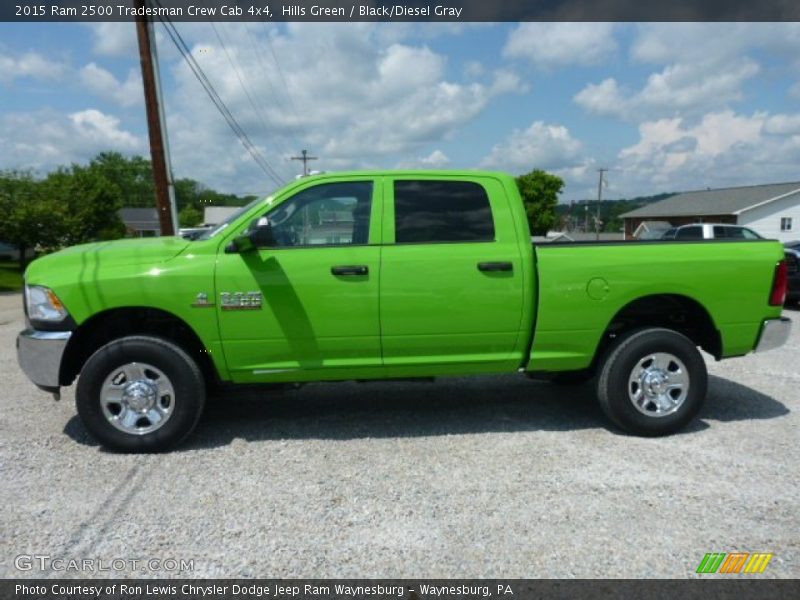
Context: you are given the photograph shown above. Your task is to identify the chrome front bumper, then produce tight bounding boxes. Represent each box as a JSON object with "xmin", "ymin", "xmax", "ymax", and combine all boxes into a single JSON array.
[
  {"xmin": 16, "ymin": 329, "xmax": 71, "ymax": 390},
  {"xmin": 754, "ymin": 317, "xmax": 792, "ymax": 353}
]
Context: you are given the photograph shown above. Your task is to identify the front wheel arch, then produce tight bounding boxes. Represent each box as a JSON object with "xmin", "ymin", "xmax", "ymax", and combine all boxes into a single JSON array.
[{"xmin": 59, "ymin": 306, "xmax": 220, "ymax": 389}]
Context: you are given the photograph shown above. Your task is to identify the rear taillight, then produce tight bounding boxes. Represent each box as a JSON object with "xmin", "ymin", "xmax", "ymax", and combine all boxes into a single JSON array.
[{"xmin": 769, "ymin": 260, "xmax": 788, "ymax": 306}]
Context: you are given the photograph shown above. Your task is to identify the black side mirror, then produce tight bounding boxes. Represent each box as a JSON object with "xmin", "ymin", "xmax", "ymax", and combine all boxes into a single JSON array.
[
  {"xmin": 249, "ymin": 217, "xmax": 276, "ymax": 247},
  {"xmin": 224, "ymin": 218, "xmax": 275, "ymax": 254}
]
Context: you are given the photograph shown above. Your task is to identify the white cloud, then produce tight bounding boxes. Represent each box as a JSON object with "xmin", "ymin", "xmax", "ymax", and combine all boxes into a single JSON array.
[
  {"xmin": 160, "ymin": 22, "xmax": 522, "ymax": 192},
  {"xmin": 574, "ymin": 23, "xmax": 800, "ymax": 121},
  {"xmin": 0, "ymin": 109, "xmax": 143, "ymax": 172},
  {"xmin": 86, "ymin": 23, "xmax": 139, "ymax": 57},
  {"xmin": 616, "ymin": 109, "xmax": 800, "ymax": 193},
  {"xmin": 464, "ymin": 60, "xmax": 485, "ymax": 78},
  {"xmin": 0, "ymin": 51, "xmax": 64, "ymax": 83},
  {"xmin": 80, "ymin": 63, "xmax": 143, "ymax": 107},
  {"xmin": 575, "ymin": 58, "xmax": 760, "ymax": 120},
  {"xmin": 480, "ymin": 121, "xmax": 583, "ymax": 172},
  {"xmin": 503, "ymin": 23, "xmax": 617, "ymax": 69},
  {"xmin": 419, "ymin": 149, "xmax": 450, "ymax": 167},
  {"xmin": 575, "ymin": 23, "xmax": 800, "ymax": 122},
  {"xmin": 573, "ymin": 78, "xmax": 625, "ymax": 116},
  {"xmin": 631, "ymin": 23, "xmax": 800, "ymax": 65},
  {"xmin": 395, "ymin": 149, "xmax": 451, "ymax": 169},
  {"xmin": 69, "ymin": 109, "xmax": 141, "ymax": 149}
]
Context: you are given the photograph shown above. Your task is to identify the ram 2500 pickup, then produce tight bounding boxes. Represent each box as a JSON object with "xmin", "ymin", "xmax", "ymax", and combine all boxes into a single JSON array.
[{"xmin": 17, "ymin": 171, "xmax": 791, "ymax": 451}]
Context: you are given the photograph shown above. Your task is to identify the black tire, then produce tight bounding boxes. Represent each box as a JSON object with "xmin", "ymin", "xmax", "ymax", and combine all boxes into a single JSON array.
[
  {"xmin": 596, "ymin": 327, "xmax": 707, "ymax": 436},
  {"xmin": 76, "ymin": 336, "xmax": 205, "ymax": 452}
]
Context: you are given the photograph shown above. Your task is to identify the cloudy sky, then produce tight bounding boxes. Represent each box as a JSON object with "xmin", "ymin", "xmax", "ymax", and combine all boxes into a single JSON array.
[{"xmin": 1, "ymin": 21, "xmax": 800, "ymax": 200}]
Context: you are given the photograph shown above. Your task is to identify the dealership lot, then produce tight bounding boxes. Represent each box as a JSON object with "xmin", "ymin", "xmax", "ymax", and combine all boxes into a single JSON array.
[{"xmin": 0, "ymin": 292, "xmax": 797, "ymax": 578}]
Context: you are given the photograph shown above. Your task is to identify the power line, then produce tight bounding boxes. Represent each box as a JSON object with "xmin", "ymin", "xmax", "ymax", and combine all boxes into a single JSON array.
[
  {"xmin": 200, "ymin": 2, "xmax": 294, "ymax": 167},
  {"xmin": 151, "ymin": 0, "xmax": 284, "ymax": 187},
  {"xmin": 243, "ymin": 24, "xmax": 295, "ymax": 131},
  {"xmin": 262, "ymin": 24, "xmax": 302, "ymax": 125}
]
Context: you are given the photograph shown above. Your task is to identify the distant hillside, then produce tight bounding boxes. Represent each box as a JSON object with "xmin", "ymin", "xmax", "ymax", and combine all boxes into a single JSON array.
[{"xmin": 556, "ymin": 193, "xmax": 675, "ymax": 232}]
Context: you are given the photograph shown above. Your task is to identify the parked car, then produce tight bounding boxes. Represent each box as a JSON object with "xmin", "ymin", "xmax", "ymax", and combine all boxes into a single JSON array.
[
  {"xmin": 784, "ymin": 245, "xmax": 800, "ymax": 306},
  {"xmin": 17, "ymin": 170, "xmax": 791, "ymax": 451},
  {"xmin": 661, "ymin": 223, "xmax": 763, "ymax": 240},
  {"xmin": 178, "ymin": 227, "xmax": 212, "ymax": 240}
]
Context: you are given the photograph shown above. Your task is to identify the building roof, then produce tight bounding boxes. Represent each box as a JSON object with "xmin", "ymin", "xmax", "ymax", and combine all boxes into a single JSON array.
[{"xmin": 621, "ymin": 181, "xmax": 800, "ymax": 219}]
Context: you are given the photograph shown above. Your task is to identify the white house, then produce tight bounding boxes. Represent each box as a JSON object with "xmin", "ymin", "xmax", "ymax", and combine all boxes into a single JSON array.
[
  {"xmin": 203, "ymin": 206, "xmax": 239, "ymax": 226},
  {"xmin": 621, "ymin": 181, "xmax": 800, "ymax": 241}
]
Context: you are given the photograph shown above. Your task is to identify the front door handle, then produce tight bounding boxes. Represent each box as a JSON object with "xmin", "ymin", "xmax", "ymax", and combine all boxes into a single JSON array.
[
  {"xmin": 477, "ymin": 261, "xmax": 513, "ymax": 272},
  {"xmin": 331, "ymin": 265, "xmax": 369, "ymax": 276}
]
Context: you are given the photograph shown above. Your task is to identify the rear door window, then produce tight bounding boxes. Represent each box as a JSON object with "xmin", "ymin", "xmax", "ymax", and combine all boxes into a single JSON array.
[{"xmin": 393, "ymin": 180, "xmax": 495, "ymax": 243}]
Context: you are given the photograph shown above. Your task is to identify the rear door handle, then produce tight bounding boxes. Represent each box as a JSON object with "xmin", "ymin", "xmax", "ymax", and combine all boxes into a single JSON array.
[
  {"xmin": 331, "ymin": 265, "xmax": 369, "ymax": 276},
  {"xmin": 477, "ymin": 261, "xmax": 513, "ymax": 272}
]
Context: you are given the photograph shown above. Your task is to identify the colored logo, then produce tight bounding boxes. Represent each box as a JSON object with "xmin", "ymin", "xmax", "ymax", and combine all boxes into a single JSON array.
[{"xmin": 696, "ymin": 552, "xmax": 773, "ymax": 574}]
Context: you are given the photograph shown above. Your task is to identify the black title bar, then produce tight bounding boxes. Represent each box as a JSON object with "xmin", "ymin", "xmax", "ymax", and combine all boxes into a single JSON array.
[
  {"xmin": 4, "ymin": 0, "xmax": 800, "ymax": 22},
  {"xmin": 3, "ymin": 579, "xmax": 800, "ymax": 600}
]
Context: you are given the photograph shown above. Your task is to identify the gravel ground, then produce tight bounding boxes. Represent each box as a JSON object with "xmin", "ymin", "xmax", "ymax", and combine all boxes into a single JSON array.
[{"xmin": 0, "ymin": 292, "xmax": 797, "ymax": 579}]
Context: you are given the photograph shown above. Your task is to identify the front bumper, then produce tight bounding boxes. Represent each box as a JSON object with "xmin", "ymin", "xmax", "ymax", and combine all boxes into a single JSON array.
[
  {"xmin": 16, "ymin": 329, "xmax": 72, "ymax": 390},
  {"xmin": 754, "ymin": 317, "xmax": 792, "ymax": 353}
]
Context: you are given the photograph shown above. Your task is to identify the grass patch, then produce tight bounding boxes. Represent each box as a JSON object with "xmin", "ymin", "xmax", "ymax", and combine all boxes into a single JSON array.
[{"xmin": 0, "ymin": 260, "xmax": 24, "ymax": 293}]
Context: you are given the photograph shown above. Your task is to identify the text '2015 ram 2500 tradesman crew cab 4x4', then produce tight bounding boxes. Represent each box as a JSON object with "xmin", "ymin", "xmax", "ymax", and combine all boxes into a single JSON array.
[{"xmin": 17, "ymin": 171, "xmax": 792, "ymax": 452}]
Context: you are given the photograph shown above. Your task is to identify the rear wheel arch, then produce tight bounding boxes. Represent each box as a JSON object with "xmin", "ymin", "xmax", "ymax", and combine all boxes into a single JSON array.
[
  {"xmin": 593, "ymin": 294, "xmax": 721, "ymax": 367},
  {"xmin": 59, "ymin": 307, "xmax": 220, "ymax": 389}
]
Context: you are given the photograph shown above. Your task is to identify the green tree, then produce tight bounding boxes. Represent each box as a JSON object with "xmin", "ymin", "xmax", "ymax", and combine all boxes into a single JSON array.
[
  {"xmin": 89, "ymin": 152, "xmax": 154, "ymax": 208},
  {"xmin": 174, "ymin": 178, "xmax": 206, "ymax": 212},
  {"xmin": 515, "ymin": 169, "xmax": 565, "ymax": 235},
  {"xmin": 0, "ymin": 171, "xmax": 63, "ymax": 269},
  {"xmin": 40, "ymin": 165, "xmax": 125, "ymax": 246},
  {"xmin": 179, "ymin": 205, "xmax": 203, "ymax": 227}
]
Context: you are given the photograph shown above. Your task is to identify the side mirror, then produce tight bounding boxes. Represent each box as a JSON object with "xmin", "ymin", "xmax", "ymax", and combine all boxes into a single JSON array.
[
  {"xmin": 224, "ymin": 217, "xmax": 275, "ymax": 254},
  {"xmin": 249, "ymin": 217, "xmax": 276, "ymax": 247}
]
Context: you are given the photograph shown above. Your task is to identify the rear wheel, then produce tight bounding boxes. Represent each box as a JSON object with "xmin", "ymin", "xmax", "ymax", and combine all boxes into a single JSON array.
[
  {"xmin": 597, "ymin": 328, "xmax": 707, "ymax": 436},
  {"xmin": 76, "ymin": 336, "xmax": 205, "ymax": 452}
]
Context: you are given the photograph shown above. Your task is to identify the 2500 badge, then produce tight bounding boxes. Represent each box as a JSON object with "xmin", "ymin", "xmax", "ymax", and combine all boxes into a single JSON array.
[{"xmin": 220, "ymin": 291, "xmax": 263, "ymax": 310}]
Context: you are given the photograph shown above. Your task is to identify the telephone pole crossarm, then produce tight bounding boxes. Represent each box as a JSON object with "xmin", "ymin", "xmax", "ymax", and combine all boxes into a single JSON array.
[{"xmin": 291, "ymin": 149, "xmax": 318, "ymax": 177}]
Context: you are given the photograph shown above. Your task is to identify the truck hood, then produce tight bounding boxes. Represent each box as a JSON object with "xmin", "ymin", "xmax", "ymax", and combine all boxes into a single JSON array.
[{"xmin": 25, "ymin": 237, "xmax": 192, "ymax": 282}]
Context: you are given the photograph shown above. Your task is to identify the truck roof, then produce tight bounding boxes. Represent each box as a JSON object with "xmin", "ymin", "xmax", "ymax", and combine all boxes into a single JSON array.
[{"xmin": 298, "ymin": 169, "xmax": 514, "ymax": 180}]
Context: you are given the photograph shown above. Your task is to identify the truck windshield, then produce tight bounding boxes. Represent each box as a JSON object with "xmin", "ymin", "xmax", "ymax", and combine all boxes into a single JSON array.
[{"xmin": 195, "ymin": 196, "xmax": 269, "ymax": 240}]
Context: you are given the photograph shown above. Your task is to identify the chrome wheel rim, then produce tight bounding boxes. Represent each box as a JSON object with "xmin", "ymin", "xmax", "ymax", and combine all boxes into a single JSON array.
[
  {"xmin": 100, "ymin": 362, "xmax": 175, "ymax": 435},
  {"xmin": 628, "ymin": 352, "xmax": 689, "ymax": 417}
]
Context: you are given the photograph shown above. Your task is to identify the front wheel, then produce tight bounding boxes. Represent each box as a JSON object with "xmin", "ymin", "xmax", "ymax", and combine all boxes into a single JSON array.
[
  {"xmin": 76, "ymin": 336, "xmax": 205, "ymax": 452},
  {"xmin": 596, "ymin": 328, "xmax": 707, "ymax": 436}
]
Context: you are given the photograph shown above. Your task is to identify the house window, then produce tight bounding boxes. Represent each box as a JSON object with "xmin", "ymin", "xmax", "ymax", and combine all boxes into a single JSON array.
[{"xmin": 781, "ymin": 217, "xmax": 793, "ymax": 232}]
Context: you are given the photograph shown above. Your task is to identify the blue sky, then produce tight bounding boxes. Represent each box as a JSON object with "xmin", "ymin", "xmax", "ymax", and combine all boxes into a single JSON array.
[{"xmin": 2, "ymin": 21, "xmax": 800, "ymax": 200}]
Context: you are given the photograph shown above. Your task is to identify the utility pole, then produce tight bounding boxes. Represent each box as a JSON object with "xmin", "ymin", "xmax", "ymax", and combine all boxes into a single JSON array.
[
  {"xmin": 135, "ymin": 0, "xmax": 179, "ymax": 236},
  {"xmin": 291, "ymin": 149, "xmax": 318, "ymax": 176},
  {"xmin": 596, "ymin": 168, "xmax": 608, "ymax": 241}
]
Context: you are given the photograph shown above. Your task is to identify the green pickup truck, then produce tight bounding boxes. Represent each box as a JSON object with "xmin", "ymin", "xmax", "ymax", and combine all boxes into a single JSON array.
[{"xmin": 17, "ymin": 170, "xmax": 792, "ymax": 451}]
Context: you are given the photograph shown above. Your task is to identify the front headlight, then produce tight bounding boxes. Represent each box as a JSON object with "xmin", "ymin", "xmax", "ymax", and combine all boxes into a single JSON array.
[{"xmin": 25, "ymin": 285, "xmax": 69, "ymax": 322}]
